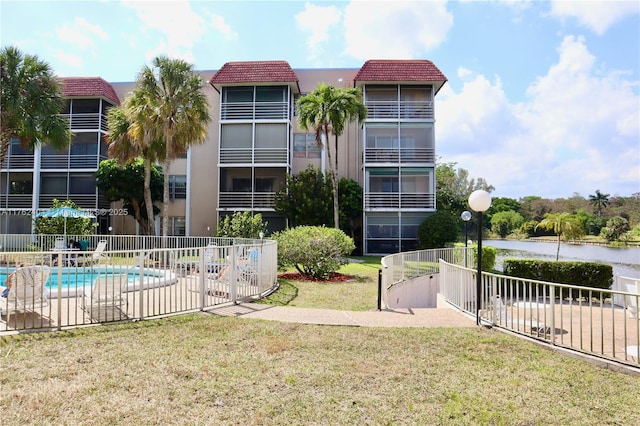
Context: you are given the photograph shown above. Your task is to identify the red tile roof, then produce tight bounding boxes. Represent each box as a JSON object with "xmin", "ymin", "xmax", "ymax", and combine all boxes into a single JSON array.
[
  {"xmin": 209, "ymin": 61, "xmax": 300, "ymax": 92},
  {"xmin": 354, "ymin": 60, "xmax": 447, "ymax": 92},
  {"xmin": 60, "ymin": 77, "xmax": 120, "ymax": 104}
]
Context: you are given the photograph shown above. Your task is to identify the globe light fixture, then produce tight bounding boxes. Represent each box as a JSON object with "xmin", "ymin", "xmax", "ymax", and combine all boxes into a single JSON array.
[
  {"xmin": 461, "ymin": 210, "xmax": 472, "ymax": 267},
  {"xmin": 468, "ymin": 190, "xmax": 492, "ymax": 326}
]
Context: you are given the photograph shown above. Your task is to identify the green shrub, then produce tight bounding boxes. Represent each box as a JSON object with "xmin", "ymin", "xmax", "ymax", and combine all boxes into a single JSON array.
[
  {"xmin": 474, "ymin": 245, "xmax": 496, "ymax": 272},
  {"xmin": 273, "ymin": 226, "xmax": 355, "ymax": 280},
  {"xmin": 417, "ymin": 210, "xmax": 459, "ymax": 249},
  {"xmin": 216, "ymin": 211, "xmax": 268, "ymax": 238},
  {"xmin": 503, "ymin": 259, "xmax": 613, "ymax": 299}
]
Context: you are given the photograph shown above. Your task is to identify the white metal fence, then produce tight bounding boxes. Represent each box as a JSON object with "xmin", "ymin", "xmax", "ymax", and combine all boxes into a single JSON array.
[
  {"xmin": 1, "ymin": 238, "xmax": 278, "ymax": 333},
  {"xmin": 439, "ymin": 259, "xmax": 640, "ymax": 367}
]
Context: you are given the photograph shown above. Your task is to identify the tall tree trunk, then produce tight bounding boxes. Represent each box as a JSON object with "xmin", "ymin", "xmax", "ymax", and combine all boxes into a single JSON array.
[
  {"xmin": 143, "ymin": 158, "xmax": 155, "ymax": 236},
  {"xmin": 324, "ymin": 129, "xmax": 339, "ymax": 229},
  {"xmin": 556, "ymin": 234, "xmax": 561, "ymax": 261}
]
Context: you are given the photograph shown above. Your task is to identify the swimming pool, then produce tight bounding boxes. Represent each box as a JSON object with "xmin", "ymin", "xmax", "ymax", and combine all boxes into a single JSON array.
[{"xmin": 0, "ymin": 266, "xmax": 177, "ymax": 298}]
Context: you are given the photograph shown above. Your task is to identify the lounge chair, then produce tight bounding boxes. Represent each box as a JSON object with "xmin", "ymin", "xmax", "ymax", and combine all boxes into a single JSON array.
[
  {"xmin": 624, "ymin": 282, "xmax": 638, "ymax": 319},
  {"xmin": 78, "ymin": 240, "xmax": 109, "ymax": 266},
  {"xmin": 3, "ymin": 265, "xmax": 52, "ymax": 325},
  {"xmin": 80, "ymin": 273, "xmax": 129, "ymax": 322}
]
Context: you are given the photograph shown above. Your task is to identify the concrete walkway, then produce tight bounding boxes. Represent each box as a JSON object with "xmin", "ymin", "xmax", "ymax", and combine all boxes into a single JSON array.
[{"xmin": 208, "ymin": 295, "xmax": 477, "ymax": 328}]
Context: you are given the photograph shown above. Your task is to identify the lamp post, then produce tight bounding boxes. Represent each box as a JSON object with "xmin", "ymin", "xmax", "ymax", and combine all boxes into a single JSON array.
[
  {"xmin": 468, "ymin": 190, "xmax": 492, "ymax": 326},
  {"xmin": 461, "ymin": 211, "xmax": 471, "ymax": 267}
]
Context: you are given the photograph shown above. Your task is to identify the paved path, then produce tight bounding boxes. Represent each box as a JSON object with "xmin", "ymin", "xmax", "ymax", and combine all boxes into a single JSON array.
[{"xmin": 209, "ymin": 296, "xmax": 476, "ymax": 328}]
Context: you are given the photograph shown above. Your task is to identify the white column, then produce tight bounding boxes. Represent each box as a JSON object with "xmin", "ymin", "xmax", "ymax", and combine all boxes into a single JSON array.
[
  {"xmin": 31, "ymin": 144, "xmax": 42, "ymax": 234},
  {"xmin": 185, "ymin": 147, "xmax": 192, "ymax": 236}
]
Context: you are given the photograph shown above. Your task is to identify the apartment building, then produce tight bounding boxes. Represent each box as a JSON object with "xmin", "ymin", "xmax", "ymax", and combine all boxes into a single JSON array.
[
  {"xmin": 1, "ymin": 60, "xmax": 447, "ymax": 255},
  {"xmin": 0, "ymin": 77, "xmax": 118, "ymax": 235}
]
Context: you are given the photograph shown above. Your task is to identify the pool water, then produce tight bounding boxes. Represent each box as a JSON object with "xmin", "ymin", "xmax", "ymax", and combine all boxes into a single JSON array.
[{"xmin": 1, "ymin": 270, "xmax": 138, "ymax": 290}]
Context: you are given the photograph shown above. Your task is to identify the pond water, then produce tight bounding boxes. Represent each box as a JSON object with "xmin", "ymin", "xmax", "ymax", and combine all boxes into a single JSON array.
[{"xmin": 484, "ymin": 240, "xmax": 640, "ymax": 279}]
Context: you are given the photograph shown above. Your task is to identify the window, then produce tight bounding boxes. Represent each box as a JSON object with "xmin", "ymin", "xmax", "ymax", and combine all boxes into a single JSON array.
[
  {"xmin": 9, "ymin": 138, "xmax": 30, "ymax": 156},
  {"xmin": 232, "ymin": 178, "xmax": 251, "ymax": 192},
  {"xmin": 71, "ymin": 99, "xmax": 100, "ymax": 114},
  {"xmin": 255, "ymin": 177, "xmax": 274, "ymax": 192},
  {"xmin": 161, "ymin": 217, "xmax": 186, "ymax": 236},
  {"xmin": 221, "ymin": 124, "xmax": 252, "ymax": 149},
  {"xmin": 368, "ymin": 168, "xmax": 399, "ymax": 192},
  {"xmin": 255, "ymin": 123, "xmax": 287, "ymax": 149},
  {"xmin": 256, "ymin": 86, "xmax": 286, "ymax": 102},
  {"xmin": 69, "ymin": 174, "xmax": 96, "ymax": 194},
  {"xmin": 223, "ymin": 87, "xmax": 253, "ymax": 103},
  {"xmin": 293, "ymin": 134, "xmax": 321, "ymax": 158},
  {"xmin": 40, "ymin": 174, "xmax": 67, "ymax": 194},
  {"xmin": 169, "ymin": 175, "xmax": 187, "ymax": 199}
]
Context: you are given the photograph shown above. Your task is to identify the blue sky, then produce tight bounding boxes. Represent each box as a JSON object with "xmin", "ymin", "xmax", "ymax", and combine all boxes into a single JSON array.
[{"xmin": 2, "ymin": 0, "xmax": 639, "ymax": 200}]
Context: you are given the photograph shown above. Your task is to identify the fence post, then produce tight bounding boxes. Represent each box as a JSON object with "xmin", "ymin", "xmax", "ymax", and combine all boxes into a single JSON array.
[{"xmin": 377, "ymin": 269, "xmax": 382, "ymax": 311}]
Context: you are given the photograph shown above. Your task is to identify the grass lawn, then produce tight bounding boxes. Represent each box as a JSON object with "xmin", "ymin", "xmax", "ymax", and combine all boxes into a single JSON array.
[{"xmin": 1, "ymin": 257, "xmax": 639, "ymax": 425}]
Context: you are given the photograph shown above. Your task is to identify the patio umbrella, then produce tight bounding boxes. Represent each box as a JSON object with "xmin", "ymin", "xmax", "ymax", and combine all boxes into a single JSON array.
[{"xmin": 36, "ymin": 207, "xmax": 96, "ymax": 241}]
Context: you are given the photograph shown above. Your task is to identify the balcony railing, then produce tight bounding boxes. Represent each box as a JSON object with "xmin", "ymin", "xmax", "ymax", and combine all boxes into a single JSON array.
[
  {"xmin": 60, "ymin": 113, "xmax": 108, "ymax": 131},
  {"xmin": 219, "ymin": 148, "xmax": 288, "ymax": 164},
  {"xmin": 365, "ymin": 193, "xmax": 435, "ymax": 209},
  {"xmin": 39, "ymin": 194, "xmax": 98, "ymax": 208},
  {"xmin": 364, "ymin": 148, "xmax": 435, "ymax": 164},
  {"xmin": 220, "ymin": 102, "xmax": 289, "ymax": 120},
  {"xmin": 1, "ymin": 155, "xmax": 34, "ymax": 170},
  {"xmin": 218, "ymin": 192, "xmax": 276, "ymax": 209},
  {"xmin": 0, "ymin": 194, "xmax": 33, "ymax": 209},
  {"xmin": 366, "ymin": 101, "xmax": 434, "ymax": 120}
]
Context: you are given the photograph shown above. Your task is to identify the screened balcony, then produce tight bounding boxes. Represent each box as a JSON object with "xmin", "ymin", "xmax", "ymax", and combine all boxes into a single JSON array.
[
  {"xmin": 218, "ymin": 167, "xmax": 286, "ymax": 210},
  {"xmin": 364, "ymin": 123, "xmax": 435, "ymax": 164},
  {"xmin": 365, "ymin": 85, "xmax": 434, "ymax": 120},
  {"xmin": 220, "ymin": 86, "xmax": 290, "ymax": 121},
  {"xmin": 364, "ymin": 193, "xmax": 435, "ymax": 210},
  {"xmin": 219, "ymin": 123, "xmax": 289, "ymax": 165},
  {"xmin": 367, "ymin": 101, "xmax": 434, "ymax": 120},
  {"xmin": 220, "ymin": 102, "xmax": 289, "ymax": 121}
]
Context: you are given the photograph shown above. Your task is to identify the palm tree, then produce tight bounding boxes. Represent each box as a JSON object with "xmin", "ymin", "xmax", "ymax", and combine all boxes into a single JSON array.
[
  {"xmin": 296, "ymin": 83, "xmax": 367, "ymax": 229},
  {"xmin": 1, "ymin": 46, "xmax": 71, "ymax": 161},
  {"xmin": 589, "ymin": 189, "xmax": 610, "ymax": 217},
  {"xmin": 106, "ymin": 92, "xmax": 164, "ymax": 236},
  {"xmin": 135, "ymin": 57, "xmax": 210, "ymax": 238},
  {"xmin": 536, "ymin": 212, "xmax": 583, "ymax": 260}
]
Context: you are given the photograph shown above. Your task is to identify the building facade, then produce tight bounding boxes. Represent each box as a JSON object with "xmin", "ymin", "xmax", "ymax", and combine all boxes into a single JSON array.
[
  {"xmin": 0, "ymin": 77, "xmax": 118, "ymax": 235},
  {"xmin": 1, "ymin": 60, "xmax": 447, "ymax": 255}
]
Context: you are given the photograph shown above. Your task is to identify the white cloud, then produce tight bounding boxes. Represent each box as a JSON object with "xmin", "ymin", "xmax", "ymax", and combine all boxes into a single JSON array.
[
  {"xmin": 53, "ymin": 49, "xmax": 84, "ymax": 76},
  {"xmin": 295, "ymin": 3, "xmax": 342, "ymax": 60},
  {"xmin": 437, "ymin": 35, "xmax": 640, "ymax": 198},
  {"xmin": 55, "ymin": 17, "xmax": 109, "ymax": 50},
  {"xmin": 549, "ymin": 0, "xmax": 640, "ymax": 35},
  {"xmin": 121, "ymin": 0, "xmax": 205, "ymax": 60},
  {"xmin": 342, "ymin": 0, "xmax": 453, "ymax": 59},
  {"xmin": 210, "ymin": 14, "xmax": 238, "ymax": 40}
]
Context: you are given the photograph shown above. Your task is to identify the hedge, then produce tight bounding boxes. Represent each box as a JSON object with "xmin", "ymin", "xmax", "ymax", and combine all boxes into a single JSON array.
[{"xmin": 503, "ymin": 258, "xmax": 613, "ymax": 299}]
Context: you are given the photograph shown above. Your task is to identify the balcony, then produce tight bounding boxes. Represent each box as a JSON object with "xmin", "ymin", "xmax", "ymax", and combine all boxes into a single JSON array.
[
  {"xmin": 364, "ymin": 148, "xmax": 435, "ymax": 164},
  {"xmin": 0, "ymin": 194, "xmax": 33, "ymax": 209},
  {"xmin": 218, "ymin": 192, "xmax": 276, "ymax": 210},
  {"xmin": 365, "ymin": 193, "xmax": 435, "ymax": 210},
  {"xmin": 1, "ymin": 155, "xmax": 34, "ymax": 170},
  {"xmin": 40, "ymin": 155, "xmax": 105, "ymax": 169},
  {"xmin": 220, "ymin": 102, "xmax": 289, "ymax": 121},
  {"xmin": 60, "ymin": 113, "xmax": 108, "ymax": 131},
  {"xmin": 39, "ymin": 194, "xmax": 98, "ymax": 209},
  {"xmin": 366, "ymin": 101, "xmax": 434, "ymax": 120},
  {"xmin": 220, "ymin": 148, "xmax": 288, "ymax": 164}
]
